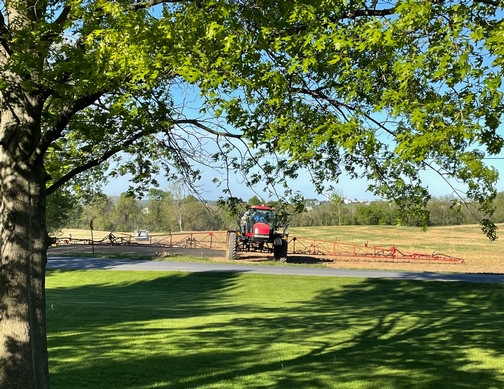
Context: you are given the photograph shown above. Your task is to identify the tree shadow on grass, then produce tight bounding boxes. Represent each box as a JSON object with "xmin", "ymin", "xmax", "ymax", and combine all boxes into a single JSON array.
[
  {"xmin": 46, "ymin": 270, "xmax": 242, "ymax": 326},
  {"xmin": 47, "ymin": 271, "xmax": 504, "ymax": 389},
  {"xmin": 285, "ymin": 255, "xmax": 333, "ymax": 264},
  {"xmin": 236, "ymin": 254, "xmax": 332, "ymax": 264}
]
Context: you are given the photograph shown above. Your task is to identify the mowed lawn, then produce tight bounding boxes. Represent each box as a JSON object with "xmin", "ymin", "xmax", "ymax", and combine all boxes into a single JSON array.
[{"xmin": 47, "ymin": 270, "xmax": 504, "ymax": 389}]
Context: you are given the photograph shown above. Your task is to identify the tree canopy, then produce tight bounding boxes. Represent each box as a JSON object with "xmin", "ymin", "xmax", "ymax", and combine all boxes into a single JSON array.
[
  {"xmin": 177, "ymin": 0, "xmax": 504, "ymax": 238},
  {"xmin": 2, "ymin": 0, "xmax": 504, "ymax": 387},
  {"xmin": 29, "ymin": 0, "xmax": 504, "ymax": 238}
]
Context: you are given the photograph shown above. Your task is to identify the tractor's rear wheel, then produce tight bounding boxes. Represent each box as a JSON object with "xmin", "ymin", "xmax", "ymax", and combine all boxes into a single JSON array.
[
  {"xmin": 273, "ymin": 238, "xmax": 288, "ymax": 261},
  {"xmin": 226, "ymin": 231, "xmax": 238, "ymax": 260},
  {"xmin": 273, "ymin": 244, "xmax": 281, "ymax": 261}
]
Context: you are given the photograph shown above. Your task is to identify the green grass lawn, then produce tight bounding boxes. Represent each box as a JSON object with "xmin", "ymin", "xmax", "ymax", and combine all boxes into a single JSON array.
[{"xmin": 47, "ymin": 270, "xmax": 504, "ymax": 389}]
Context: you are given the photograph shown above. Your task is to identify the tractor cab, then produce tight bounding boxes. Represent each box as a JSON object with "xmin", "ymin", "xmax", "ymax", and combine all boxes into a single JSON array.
[{"xmin": 240, "ymin": 205, "xmax": 274, "ymax": 238}]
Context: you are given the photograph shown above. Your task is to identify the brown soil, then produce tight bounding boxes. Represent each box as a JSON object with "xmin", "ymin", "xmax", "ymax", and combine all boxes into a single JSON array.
[{"xmin": 47, "ymin": 241, "xmax": 501, "ymax": 275}]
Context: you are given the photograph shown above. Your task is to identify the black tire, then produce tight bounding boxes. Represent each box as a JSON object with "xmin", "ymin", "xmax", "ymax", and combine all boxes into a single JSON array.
[
  {"xmin": 280, "ymin": 239, "xmax": 288, "ymax": 262},
  {"xmin": 226, "ymin": 231, "xmax": 238, "ymax": 260},
  {"xmin": 273, "ymin": 243, "xmax": 282, "ymax": 261}
]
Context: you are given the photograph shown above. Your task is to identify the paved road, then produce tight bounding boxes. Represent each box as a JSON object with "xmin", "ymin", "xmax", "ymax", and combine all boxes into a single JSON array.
[{"xmin": 47, "ymin": 256, "xmax": 504, "ymax": 283}]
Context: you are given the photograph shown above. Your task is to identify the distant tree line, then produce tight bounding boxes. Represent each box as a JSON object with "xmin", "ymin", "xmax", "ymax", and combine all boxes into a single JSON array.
[
  {"xmin": 47, "ymin": 190, "xmax": 504, "ymax": 234},
  {"xmin": 54, "ymin": 189, "xmax": 233, "ymax": 234},
  {"xmin": 290, "ymin": 192, "xmax": 504, "ymax": 228}
]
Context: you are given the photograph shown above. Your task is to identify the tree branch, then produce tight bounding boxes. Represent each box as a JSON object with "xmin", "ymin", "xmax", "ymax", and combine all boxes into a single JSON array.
[
  {"xmin": 343, "ymin": 7, "xmax": 396, "ymax": 19},
  {"xmin": 54, "ymin": 6, "xmax": 72, "ymax": 28},
  {"xmin": 128, "ymin": 0, "xmax": 188, "ymax": 11},
  {"xmin": 173, "ymin": 119, "xmax": 242, "ymax": 139},
  {"xmin": 45, "ymin": 130, "xmax": 146, "ymax": 195},
  {"xmin": 0, "ymin": 10, "xmax": 11, "ymax": 57},
  {"xmin": 474, "ymin": 0, "xmax": 501, "ymax": 6},
  {"xmin": 292, "ymin": 86, "xmax": 398, "ymax": 138},
  {"xmin": 33, "ymin": 91, "xmax": 105, "ymax": 166}
]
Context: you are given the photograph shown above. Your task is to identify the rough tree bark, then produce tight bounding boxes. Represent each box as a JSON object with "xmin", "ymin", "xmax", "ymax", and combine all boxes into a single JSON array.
[{"xmin": 0, "ymin": 78, "xmax": 50, "ymax": 388}]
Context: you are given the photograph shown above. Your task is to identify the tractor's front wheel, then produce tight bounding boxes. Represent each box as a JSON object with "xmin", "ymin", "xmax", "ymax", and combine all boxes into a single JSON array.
[
  {"xmin": 280, "ymin": 239, "xmax": 288, "ymax": 262},
  {"xmin": 226, "ymin": 231, "xmax": 238, "ymax": 260},
  {"xmin": 273, "ymin": 238, "xmax": 288, "ymax": 262},
  {"xmin": 273, "ymin": 244, "xmax": 282, "ymax": 261},
  {"xmin": 273, "ymin": 238, "xmax": 289, "ymax": 262}
]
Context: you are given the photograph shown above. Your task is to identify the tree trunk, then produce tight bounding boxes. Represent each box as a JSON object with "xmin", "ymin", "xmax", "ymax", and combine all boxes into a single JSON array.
[{"xmin": 0, "ymin": 84, "xmax": 50, "ymax": 388}]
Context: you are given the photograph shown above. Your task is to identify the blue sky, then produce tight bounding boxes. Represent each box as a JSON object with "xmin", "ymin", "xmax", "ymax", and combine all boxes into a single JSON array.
[{"xmin": 103, "ymin": 151, "xmax": 504, "ymax": 202}]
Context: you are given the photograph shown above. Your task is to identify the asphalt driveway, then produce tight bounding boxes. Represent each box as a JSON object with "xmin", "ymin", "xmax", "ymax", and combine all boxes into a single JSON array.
[{"xmin": 46, "ymin": 256, "xmax": 504, "ymax": 283}]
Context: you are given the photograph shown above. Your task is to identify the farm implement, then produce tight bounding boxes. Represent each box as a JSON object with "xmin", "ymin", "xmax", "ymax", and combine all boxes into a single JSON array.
[
  {"xmin": 289, "ymin": 236, "xmax": 464, "ymax": 263},
  {"xmin": 55, "ymin": 228, "xmax": 463, "ymax": 264},
  {"xmin": 57, "ymin": 231, "xmax": 225, "ymax": 248}
]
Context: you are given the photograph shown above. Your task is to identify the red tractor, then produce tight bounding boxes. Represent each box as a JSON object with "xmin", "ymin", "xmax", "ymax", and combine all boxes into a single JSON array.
[{"xmin": 226, "ymin": 205, "xmax": 289, "ymax": 261}]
